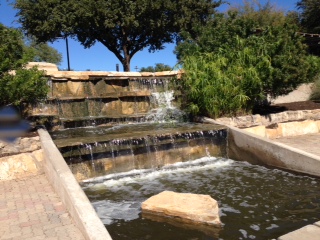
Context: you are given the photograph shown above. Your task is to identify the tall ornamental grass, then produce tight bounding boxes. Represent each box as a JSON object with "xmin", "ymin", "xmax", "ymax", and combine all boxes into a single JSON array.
[{"xmin": 182, "ymin": 37, "xmax": 265, "ymax": 118}]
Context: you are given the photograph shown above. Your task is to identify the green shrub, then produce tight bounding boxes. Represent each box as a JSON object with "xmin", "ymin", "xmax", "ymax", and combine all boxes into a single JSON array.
[
  {"xmin": 178, "ymin": 4, "xmax": 319, "ymax": 118},
  {"xmin": 310, "ymin": 75, "xmax": 320, "ymax": 101},
  {"xmin": 0, "ymin": 23, "xmax": 48, "ymax": 108},
  {"xmin": 182, "ymin": 38, "xmax": 264, "ymax": 118},
  {"xmin": 0, "ymin": 67, "xmax": 48, "ymax": 106}
]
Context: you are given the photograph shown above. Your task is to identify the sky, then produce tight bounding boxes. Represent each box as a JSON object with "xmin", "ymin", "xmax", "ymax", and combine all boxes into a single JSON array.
[{"xmin": 0, "ymin": 0, "xmax": 297, "ymax": 71}]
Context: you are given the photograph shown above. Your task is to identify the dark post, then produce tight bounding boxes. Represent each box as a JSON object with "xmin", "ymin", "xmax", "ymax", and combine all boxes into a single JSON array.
[
  {"xmin": 116, "ymin": 64, "xmax": 119, "ymax": 72},
  {"xmin": 65, "ymin": 37, "xmax": 71, "ymax": 71}
]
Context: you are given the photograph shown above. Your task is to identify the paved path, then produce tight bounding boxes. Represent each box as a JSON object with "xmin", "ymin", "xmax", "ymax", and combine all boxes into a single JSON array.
[
  {"xmin": 274, "ymin": 133, "xmax": 320, "ymax": 156},
  {"xmin": 0, "ymin": 174, "xmax": 84, "ymax": 240}
]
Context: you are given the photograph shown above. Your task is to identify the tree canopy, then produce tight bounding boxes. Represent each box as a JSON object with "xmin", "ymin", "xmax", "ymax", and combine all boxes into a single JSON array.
[
  {"xmin": 297, "ymin": 0, "xmax": 320, "ymax": 33},
  {"xmin": 25, "ymin": 36, "xmax": 62, "ymax": 65},
  {"xmin": 297, "ymin": 0, "xmax": 320, "ymax": 55},
  {"xmin": 15, "ymin": 0, "xmax": 222, "ymax": 71},
  {"xmin": 140, "ymin": 63, "xmax": 172, "ymax": 72}
]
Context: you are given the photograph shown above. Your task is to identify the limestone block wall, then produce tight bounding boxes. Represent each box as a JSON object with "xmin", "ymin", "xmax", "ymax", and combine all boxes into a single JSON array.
[
  {"xmin": 42, "ymin": 64, "xmax": 182, "ymax": 100},
  {"xmin": 27, "ymin": 62, "xmax": 182, "ymax": 122},
  {"xmin": 0, "ymin": 136, "xmax": 44, "ymax": 180},
  {"xmin": 244, "ymin": 120, "xmax": 320, "ymax": 139},
  {"xmin": 215, "ymin": 109, "xmax": 320, "ymax": 129},
  {"xmin": 215, "ymin": 110, "xmax": 320, "ymax": 139}
]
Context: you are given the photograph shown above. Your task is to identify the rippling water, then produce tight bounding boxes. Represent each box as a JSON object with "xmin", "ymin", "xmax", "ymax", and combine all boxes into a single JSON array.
[{"xmin": 82, "ymin": 157, "xmax": 320, "ymax": 240}]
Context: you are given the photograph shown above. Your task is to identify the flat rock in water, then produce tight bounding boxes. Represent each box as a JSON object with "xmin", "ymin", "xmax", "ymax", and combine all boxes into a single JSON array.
[{"xmin": 141, "ymin": 191, "xmax": 221, "ymax": 226}]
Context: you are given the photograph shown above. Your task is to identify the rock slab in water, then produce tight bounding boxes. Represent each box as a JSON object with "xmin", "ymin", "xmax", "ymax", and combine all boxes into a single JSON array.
[{"xmin": 141, "ymin": 191, "xmax": 221, "ymax": 226}]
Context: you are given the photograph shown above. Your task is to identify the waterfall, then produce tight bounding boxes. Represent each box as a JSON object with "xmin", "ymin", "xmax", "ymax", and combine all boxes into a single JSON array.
[
  {"xmin": 145, "ymin": 90, "xmax": 185, "ymax": 122},
  {"xmin": 56, "ymin": 125, "xmax": 228, "ymax": 180}
]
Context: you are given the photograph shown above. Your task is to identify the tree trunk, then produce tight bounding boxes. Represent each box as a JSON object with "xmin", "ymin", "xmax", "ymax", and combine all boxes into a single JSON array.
[
  {"xmin": 121, "ymin": 43, "xmax": 131, "ymax": 71},
  {"xmin": 122, "ymin": 53, "xmax": 131, "ymax": 71}
]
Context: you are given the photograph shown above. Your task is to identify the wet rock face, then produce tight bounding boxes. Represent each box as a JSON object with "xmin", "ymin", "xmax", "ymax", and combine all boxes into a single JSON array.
[{"xmin": 141, "ymin": 191, "xmax": 221, "ymax": 227}]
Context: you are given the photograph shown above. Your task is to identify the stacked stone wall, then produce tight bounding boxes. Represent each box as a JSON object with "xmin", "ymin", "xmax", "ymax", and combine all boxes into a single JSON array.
[{"xmin": 0, "ymin": 136, "xmax": 44, "ymax": 180}]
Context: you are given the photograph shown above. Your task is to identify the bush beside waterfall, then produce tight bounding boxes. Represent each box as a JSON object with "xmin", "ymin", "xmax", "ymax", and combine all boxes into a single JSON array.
[{"xmin": 177, "ymin": 3, "xmax": 320, "ymax": 118}]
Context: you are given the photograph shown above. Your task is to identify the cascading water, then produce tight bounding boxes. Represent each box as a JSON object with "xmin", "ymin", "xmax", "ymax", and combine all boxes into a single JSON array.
[
  {"xmin": 52, "ymin": 123, "xmax": 228, "ymax": 180},
  {"xmin": 145, "ymin": 90, "xmax": 185, "ymax": 122},
  {"xmin": 50, "ymin": 76, "xmax": 223, "ymax": 180}
]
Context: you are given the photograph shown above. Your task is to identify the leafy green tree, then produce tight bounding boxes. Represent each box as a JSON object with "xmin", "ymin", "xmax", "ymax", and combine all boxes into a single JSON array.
[
  {"xmin": 0, "ymin": 24, "xmax": 48, "ymax": 107},
  {"xmin": 0, "ymin": 24, "xmax": 25, "ymax": 74},
  {"xmin": 297, "ymin": 0, "xmax": 320, "ymax": 33},
  {"xmin": 15, "ymin": 0, "xmax": 222, "ymax": 71},
  {"xmin": 177, "ymin": 2, "xmax": 319, "ymax": 118},
  {"xmin": 297, "ymin": 0, "xmax": 320, "ymax": 55},
  {"xmin": 176, "ymin": 0, "xmax": 287, "ymax": 60},
  {"xmin": 140, "ymin": 63, "xmax": 172, "ymax": 72},
  {"xmin": 25, "ymin": 36, "xmax": 62, "ymax": 65}
]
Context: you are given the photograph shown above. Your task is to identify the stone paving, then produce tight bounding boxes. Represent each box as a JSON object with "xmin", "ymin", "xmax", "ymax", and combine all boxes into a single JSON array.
[
  {"xmin": 0, "ymin": 174, "xmax": 84, "ymax": 240},
  {"xmin": 274, "ymin": 132, "xmax": 320, "ymax": 156}
]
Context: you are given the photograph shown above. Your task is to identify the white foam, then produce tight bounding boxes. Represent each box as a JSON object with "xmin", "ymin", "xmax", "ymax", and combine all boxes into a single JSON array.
[
  {"xmin": 92, "ymin": 200, "xmax": 140, "ymax": 224},
  {"xmin": 220, "ymin": 205, "xmax": 241, "ymax": 214},
  {"xmin": 250, "ymin": 224, "xmax": 260, "ymax": 231},
  {"xmin": 266, "ymin": 224, "xmax": 279, "ymax": 230},
  {"xmin": 84, "ymin": 157, "xmax": 235, "ymax": 186},
  {"xmin": 239, "ymin": 229, "xmax": 248, "ymax": 238}
]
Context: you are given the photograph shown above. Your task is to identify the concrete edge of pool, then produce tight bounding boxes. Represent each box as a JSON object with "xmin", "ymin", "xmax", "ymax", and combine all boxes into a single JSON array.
[{"xmin": 37, "ymin": 128, "xmax": 112, "ymax": 240}]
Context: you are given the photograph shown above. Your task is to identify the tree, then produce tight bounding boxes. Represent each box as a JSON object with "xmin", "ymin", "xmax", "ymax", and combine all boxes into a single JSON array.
[
  {"xmin": 140, "ymin": 63, "xmax": 172, "ymax": 72},
  {"xmin": 0, "ymin": 24, "xmax": 25, "ymax": 75},
  {"xmin": 297, "ymin": 0, "xmax": 320, "ymax": 33},
  {"xmin": 25, "ymin": 36, "xmax": 62, "ymax": 65},
  {"xmin": 15, "ymin": 0, "xmax": 222, "ymax": 71},
  {"xmin": 176, "ymin": 0, "xmax": 287, "ymax": 60},
  {"xmin": 0, "ymin": 24, "xmax": 48, "ymax": 107},
  {"xmin": 176, "ymin": 2, "xmax": 319, "ymax": 118},
  {"xmin": 297, "ymin": 0, "xmax": 320, "ymax": 56}
]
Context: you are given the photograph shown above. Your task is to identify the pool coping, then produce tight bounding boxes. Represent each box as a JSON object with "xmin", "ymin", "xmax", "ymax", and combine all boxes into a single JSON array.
[
  {"xmin": 202, "ymin": 117, "xmax": 320, "ymax": 177},
  {"xmin": 38, "ymin": 128, "xmax": 112, "ymax": 240}
]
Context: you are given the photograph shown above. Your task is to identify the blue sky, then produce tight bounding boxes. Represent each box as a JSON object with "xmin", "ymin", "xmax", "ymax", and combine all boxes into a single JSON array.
[{"xmin": 1, "ymin": 0, "xmax": 297, "ymax": 71}]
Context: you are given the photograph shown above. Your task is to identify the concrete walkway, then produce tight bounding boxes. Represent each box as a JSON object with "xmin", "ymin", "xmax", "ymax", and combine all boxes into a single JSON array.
[
  {"xmin": 0, "ymin": 174, "xmax": 84, "ymax": 240},
  {"xmin": 274, "ymin": 133, "xmax": 320, "ymax": 156},
  {"xmin": 272, "ymin": 133, "xmax": 320, "ymax": 240}
]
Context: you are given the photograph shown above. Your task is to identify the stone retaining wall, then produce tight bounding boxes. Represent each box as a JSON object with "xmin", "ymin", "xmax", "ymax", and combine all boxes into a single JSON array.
[
  {"xmin": 0, "ymin": 136, "xmax": 44, "ymax": 181},
  {"xmin": 215, "ymin": 110, "xmax": 320, "ymax": 128},
  {"xmin": 215, "ymin": 109, "xmax": 320, "ymax": 139},
  {"xmin": 27, "ymin": 62, "xmax": 183, "ymax": 80},
  {"xmin": 244, "ymin": 120, "xmax": 320, "ymax": 139},
  {"xmin": 26, "ymin": 62, "xmax": 182, "ymax": 129}
]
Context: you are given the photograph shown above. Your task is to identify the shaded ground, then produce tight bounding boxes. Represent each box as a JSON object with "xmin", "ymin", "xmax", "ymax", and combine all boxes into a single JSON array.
[{"xmin": 252, "ymin": 100, "xmax": 320, "ymax": 115}]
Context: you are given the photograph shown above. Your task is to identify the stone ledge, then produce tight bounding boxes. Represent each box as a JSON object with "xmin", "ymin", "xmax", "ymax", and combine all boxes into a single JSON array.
[
  {"xmin": 243, "ymin": 120, "xmax": 320, "ymax": 139},
  {"xmin": 215, "ymin": 109, "xmax": 320, "ymax": 128},
  {"xmin": 0, "ymin": 136, "xmax": 44, "ymax": 181},
  {"xmin": 26, "ymin": 62, "xmax": 183, "ymax": 80},
  {"xmin": 0, "ymin": 136, "xmax": 41, "ymax": 157},
  {"xmin": 278, "ymin": 223, "xmax": 320, "ymax": 240},
  {"xmin": 0, "ymin": 150, "xmax": 44, "ymax": 181}
]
